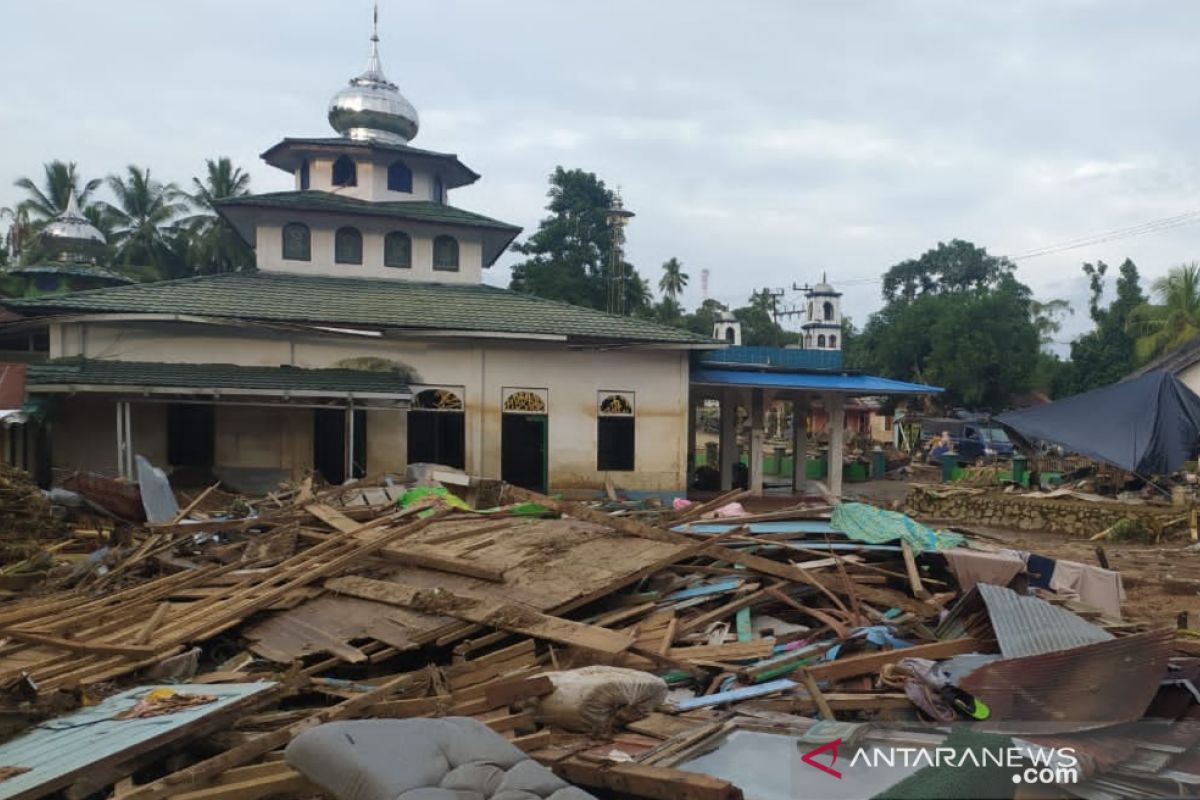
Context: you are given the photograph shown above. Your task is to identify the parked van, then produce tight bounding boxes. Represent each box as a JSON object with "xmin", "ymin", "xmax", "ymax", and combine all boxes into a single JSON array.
[{"xmin": 919, "ymin": 418, "xmax": 1015, "ymax": 465}]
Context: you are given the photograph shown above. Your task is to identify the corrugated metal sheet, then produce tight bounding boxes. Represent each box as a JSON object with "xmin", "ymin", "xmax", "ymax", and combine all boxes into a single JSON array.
[
  {"xmin": 977, "ymin": 583, "xmax": 1113, "ymax": 658},
  {"xmin": 959, "ymin": 628, "xmax": 1173, "ymax": 733},
  {"xmin": 0, "ymin": 682, "xmax": 275, "ymax": 800}
]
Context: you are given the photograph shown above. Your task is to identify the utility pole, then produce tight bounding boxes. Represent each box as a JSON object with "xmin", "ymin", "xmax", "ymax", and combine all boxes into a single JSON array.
[{"xmin": 606, "ymin": 191, "xmax": 634, "ymax": 315}]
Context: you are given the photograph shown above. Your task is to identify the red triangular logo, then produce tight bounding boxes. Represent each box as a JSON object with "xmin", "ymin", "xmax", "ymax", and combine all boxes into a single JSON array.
[{"xmin": 801, "ymin": 737, "xmax": 843, "ymax": 779}]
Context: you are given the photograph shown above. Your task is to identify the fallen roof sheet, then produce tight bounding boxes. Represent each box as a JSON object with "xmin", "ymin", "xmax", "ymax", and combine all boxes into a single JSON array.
[
  {"xmin": 959, "ymin": 628, "xmax": 1173, "ymax": 734},
  {"xmin": 0, "ymin": 682, "xmax": 275, "ymax": 800},
  {"xmin": 977, "ymin": 583, "xmax": 1114, "ymax": 658}
]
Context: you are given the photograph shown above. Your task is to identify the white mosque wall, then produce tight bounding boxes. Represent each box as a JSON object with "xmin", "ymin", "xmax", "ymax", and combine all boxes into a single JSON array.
[
  {"xmin": 256, "ymin": 220, "xmax": 484, "ymax": 284},
  {"xmin": 47, "ymin": 320, "xmax": 690, "ymax": 496}
]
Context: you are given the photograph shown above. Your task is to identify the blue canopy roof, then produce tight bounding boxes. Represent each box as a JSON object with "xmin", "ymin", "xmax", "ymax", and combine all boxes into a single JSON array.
[{"xmin": 691, "ymin": 368, "xmax": 942, "ymax": 395}]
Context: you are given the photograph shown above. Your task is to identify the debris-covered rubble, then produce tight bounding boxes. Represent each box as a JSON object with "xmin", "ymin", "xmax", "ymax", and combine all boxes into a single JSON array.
[{"xmin": 0, "ymin": 470, "xmax": 1194, "ymax": 799}]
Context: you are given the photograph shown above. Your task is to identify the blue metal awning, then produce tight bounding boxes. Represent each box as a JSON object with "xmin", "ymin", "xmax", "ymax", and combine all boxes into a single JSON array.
[{"xmin": 691, "ymin": 368, "xmax": 942, "ymax": 395}]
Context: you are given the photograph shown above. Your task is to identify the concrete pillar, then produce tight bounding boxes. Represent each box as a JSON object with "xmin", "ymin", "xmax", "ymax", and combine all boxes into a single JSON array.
[
  {"xmin": 826, "ymin": 392, "xmax": 845, "ymax": 499},
  {"xmin": 719, "ymin": 388, "xmax": 737, "ymax": 491},
  {"xmin": 749, "ymin": 388, "xmax": 765, "ymax": 496},
  {"xmin": 792, "ymin": 393, "xmax": 808, "ymax": 495}
]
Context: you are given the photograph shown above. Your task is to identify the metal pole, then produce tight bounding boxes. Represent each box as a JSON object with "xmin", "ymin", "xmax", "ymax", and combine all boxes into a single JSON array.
[{"xmin": 345, "ymin": 401, "xmax": 355, "ymax": 481}]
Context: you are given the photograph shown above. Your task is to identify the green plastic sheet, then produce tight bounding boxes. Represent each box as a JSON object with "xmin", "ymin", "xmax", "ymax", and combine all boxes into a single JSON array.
[{"xmin": 831, "ymin": 502, "xmax": 966, "ymax": 554}]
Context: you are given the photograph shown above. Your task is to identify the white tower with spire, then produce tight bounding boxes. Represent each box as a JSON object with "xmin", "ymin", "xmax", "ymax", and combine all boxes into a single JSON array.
[{"xmin": 801, "ymin": 275, "xmax": 842, "ymax": 351}]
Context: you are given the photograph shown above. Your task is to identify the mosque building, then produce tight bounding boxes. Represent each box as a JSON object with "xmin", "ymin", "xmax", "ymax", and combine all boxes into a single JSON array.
[{"xmin": 0, "ymin": 12, "xmax": 937, "ymax": 499}]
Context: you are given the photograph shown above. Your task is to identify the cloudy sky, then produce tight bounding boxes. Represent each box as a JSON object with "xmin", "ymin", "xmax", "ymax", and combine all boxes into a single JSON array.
[{"xmin": 3, "ymin": 1, "xmax": 1200, "ymax": 346}]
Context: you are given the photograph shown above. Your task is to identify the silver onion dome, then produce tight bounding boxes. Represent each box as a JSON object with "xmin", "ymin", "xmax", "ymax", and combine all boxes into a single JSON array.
[
  {"xmin": 42, "ymin": 193, "xmax": 106, "ymax": 263},
  {"xmin": 328, "ymin": 13, "xmax": 419, "ymax": 145}
]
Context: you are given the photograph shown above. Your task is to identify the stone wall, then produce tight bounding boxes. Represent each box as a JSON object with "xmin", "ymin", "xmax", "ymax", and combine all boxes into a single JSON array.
[{"xmin": 904, "ymin": 485, "xmax": 1181, "ymax": 537}]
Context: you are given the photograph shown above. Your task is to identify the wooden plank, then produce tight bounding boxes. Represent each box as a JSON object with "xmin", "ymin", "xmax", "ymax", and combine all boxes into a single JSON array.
[
  {"xmin": 483, "ymin": 675, "xmax": 554, "ymax": 708},
  {"xmin": 167, "ymin": 770, "xmax": 314, "ymax": 800},
  {"xmin": 511, "ymin": 729, "xmax": 554, "ymax": 753},
  {"xmin": 483, "ymin": 710, "xmax": 536, "ymax": 733},
  {"xmin": 900, "ymin": 541, "xmax": 931, "ymax": 600},
  {"xmin": 375, "ymin": 548, "xmax": 506, "ymax": 583},
  {"xmin": 553, "ymin": 760, "xmax": 741, "ymax": 800},
  {"xmin": 368, "ymin": 696, "xmax": 451, "ymax": 718},
  {"xmin": 326, "ymin": 576, "xmax": 635, "ymax": 654},
  {"xmin": 304, "ymin": 503, "xmax": 361, "ymax": 533},
  {"xmin": 626, "ymin": 712, "xmax": 709, "ymax": 740},
  {"xmin": 132, "ymin": 603, "xmax": 171, "ymax": 646},
  {"xmin": 805, "ymin": 638, "xmax": 980, "ymax": 683},
  {"xmin": 0, "ymin": 629, "xmax": 158, "ymax": 658},
  {"xmin": 668, "ymin": 639, "xmax": 775, "ymax": 662},
  {"xmin": 162, "ymin": 482, "xmax": 221, "ymax": 527}
]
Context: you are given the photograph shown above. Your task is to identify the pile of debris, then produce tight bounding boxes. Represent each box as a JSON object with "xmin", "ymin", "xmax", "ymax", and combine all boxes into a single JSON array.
[{"xmin": 0, "ymin": 474, "xmax": 1193, "ymax": 799}]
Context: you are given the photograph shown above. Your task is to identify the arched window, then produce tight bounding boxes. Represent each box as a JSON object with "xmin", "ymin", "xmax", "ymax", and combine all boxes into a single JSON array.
[
  {"xmin": 332, "ymin": 155, "xmax": 357, "ymax": 187},
  {"xmin": 335, "ymin": 226, "xmax": 363, "ymax": 264},
  {"xmin": 823, "ymin": 301, "xmax": 834, "ymax": 321},
  {"xmin": 282, "ymin": 222, "xmax": 311, "ymax": 261},
  {"xmin": 829, "ymin": 334, "xmax": 837, "ymax": 348},
  {"xmin": 724, "ymin": 327, "xmax": 735, "ymax": 343},
  {"xmin": 384, "ymin": 231, "xmax": 412, "ymax": 268},
  {"xmin": 387, "ymin": 160, "xmax": 412, "ymax": 193},
  {"xmin": 299, "ymin": 159, "xmax": 310, "ymax": 191},
  {"xmin": 817, "ymin": 334, "xmax": 827, "ymax": 348},
  {"xmin": 433, "ymin": 174, "xmax": 445, "ymax": 204},
  {"xmin": 433, "ymin": 235, "xmax": 459, "ymax": 271}
]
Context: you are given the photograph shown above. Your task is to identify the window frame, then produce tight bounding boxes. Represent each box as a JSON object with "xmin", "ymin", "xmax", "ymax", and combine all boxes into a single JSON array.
[
  {"xmin": 384, "ymin": 231, "xmax": 412, "ymax": 269},
  {"xmin": 597, "ymin": 391, "xmax": 635, "ymax": 472},
  {"xmin": 281, "ymin": 222, "xmax": 311, "ymax": 262},
  {"xmin": 299, "ymin": 159, "xmax": 310, "ymax": 191},
  {"xmin": 387, "ymin": 160, "xmax": 413, "ymax": 193},
  {"xmin": 432, "ymin": 234, "xmax": 460, "ymax": 271},
  {"xmin": 331, "ymin": 155, "xmax": 357, "ymax": 187},
  {"xmin": 433, "ymin": 174, "xmax": 445, "ymax": 204},
  {"xmin": 334, "ymin": 226, "xmax": 363, "ymax": 265}
]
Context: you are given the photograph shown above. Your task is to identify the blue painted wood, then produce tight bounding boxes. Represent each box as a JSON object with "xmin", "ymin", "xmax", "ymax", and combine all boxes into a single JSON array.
[
  {"xmin": 673, "ymin": 678, "xmax": 799, "ymax": 711},
  {"xmin": 664, "ymin": 578, "xmax": 744, "ymax": 601},
  {"xmin": 0, "ymin": 682, "xmax": 276, "ymax": 800}
]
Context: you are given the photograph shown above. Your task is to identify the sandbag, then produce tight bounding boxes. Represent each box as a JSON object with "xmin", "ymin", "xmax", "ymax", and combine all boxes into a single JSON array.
[{"xmin": 532, "ymin": 666, "xmax": 667, "ymax": 735}]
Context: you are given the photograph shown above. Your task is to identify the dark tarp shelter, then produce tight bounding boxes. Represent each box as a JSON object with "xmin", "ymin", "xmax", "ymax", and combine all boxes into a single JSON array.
[{"xmin": 996, "ymin": 369, "xmax": 1200, "ymax": 476}]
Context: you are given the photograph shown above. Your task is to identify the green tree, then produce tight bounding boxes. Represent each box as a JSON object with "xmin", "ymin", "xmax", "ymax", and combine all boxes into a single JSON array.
[
  {"xmin": 685, "ymin": 298, "xmax": 728, "ymax": 338},
  {"xmin": 1030, "ymin": 299, "xmax": 1073, "ymax": 346},
  {"xmin": 509, "ymin": 167, "xmax": 647, "ymax": 312},
  {"xmin": 734, "ymin": 289, "xmax": 796, "ymax": 347},
  {"xmin": 103, "ymin": 165, "xmax": 188, "ymax": 277},
  {"xmin": 1127, "ymin": 262, "xmax": 1200, "ymax": 363},
  {"xmin": 1063, "ymin": 259, "xmax": 1144, "ymax": 393},
  {"xmin": 658, "ymin": 257, "xmax": 688, "ymax": 301},
  {"xmin": 858, "ymin": 243, "xmax": 1041, "ymax": 409},
  {"xmin": 14, "ymin": 160, "xmax": 101, "ymax": 222},
  {"xmin": 185, "ymin": 157, "xmax": 254, "ymax": 274},
  {"xmin": 882, "ymin": 239, "xmax": 1017, "ymax": 303}
]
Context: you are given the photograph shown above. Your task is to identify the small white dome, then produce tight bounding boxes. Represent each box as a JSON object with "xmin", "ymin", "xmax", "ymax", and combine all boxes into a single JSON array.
[{"xmin": 328, "ymin": 26, "xmax": 419, "ymax": 144}]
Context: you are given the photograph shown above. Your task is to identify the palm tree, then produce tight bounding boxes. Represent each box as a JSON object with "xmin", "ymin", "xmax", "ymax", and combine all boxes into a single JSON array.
[
  {"xmin": 658, "ymin": 257, "xmax": 689, "ymax": 301},
  {"xmin": 14, "ymin": 160, "xmax": 101, "ymax": 221},
  {"xmin": 184, "ymin": 157, "xmax": 253, "ymax": 274},
  {"xmin": 1127, "ymin": 262, "xmax": 1200, "ymax": 363},
  {"xmin": 0, "ymin": 206, "xmax": 32, "ymax": 264},
  {"xmin": 102, "ymin": 165, "xmax": 188, "ymax": 276}
]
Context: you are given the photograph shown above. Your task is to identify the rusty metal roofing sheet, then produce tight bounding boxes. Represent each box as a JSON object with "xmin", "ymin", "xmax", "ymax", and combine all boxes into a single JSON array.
[
  {"xmin": 977, "ymin": 583, "xmax": 1113, "ymax": 658},
  {"xmin": 0, "ymin": 682, "xmax": 275, "ymax": 800},
  {"xmin": 959, "ymin": 628, "xmax": 1173, "ymax": 733}
]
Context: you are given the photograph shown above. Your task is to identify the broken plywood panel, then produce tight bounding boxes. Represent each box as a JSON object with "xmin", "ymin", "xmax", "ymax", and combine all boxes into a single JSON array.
[{"xmin": 246, "ymin": 517, "xmax": 688, "ymax": 662}]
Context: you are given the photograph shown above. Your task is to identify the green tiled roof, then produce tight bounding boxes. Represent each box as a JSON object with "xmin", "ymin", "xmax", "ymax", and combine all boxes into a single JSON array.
[
  {"xmin": 6, "ymin": 272, "xmax": 710, "ymax": 344},
  {"xmin": 216, "ymin": 192, "xmax": 520, "ymax": 231},
  {"xmin": 6, "ymin": 264, "xmax": 134, "ymax": 284},
  {"xmin": 27, "ymin": 358, "xmax": 412, "ymax": 396}
]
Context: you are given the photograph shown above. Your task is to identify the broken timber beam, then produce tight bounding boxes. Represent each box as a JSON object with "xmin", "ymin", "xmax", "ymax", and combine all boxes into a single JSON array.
[
  {"xmin": 804, "ymin": 638, "xmax": 980, "ymax": 683},
  {"xmin": 326, "ymin": 576, "xmax": 636, "ymax": 655}
]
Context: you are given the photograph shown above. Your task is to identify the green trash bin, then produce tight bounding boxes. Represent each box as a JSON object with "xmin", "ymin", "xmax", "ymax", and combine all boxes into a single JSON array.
[
  {"xmin": 818, "ymin": 447, "xmax": 829, "ymax": 478},
  {"xmin": 1011, "ymin": 453, "xmax": 1028, "ymax": 486},
  {"xmin": 871, "ymin": 446, "xmax": 886, "ymax": 479},
  {"xmin": 940, "ymin": 451, "xmax": 958, "ymax": 482}
]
